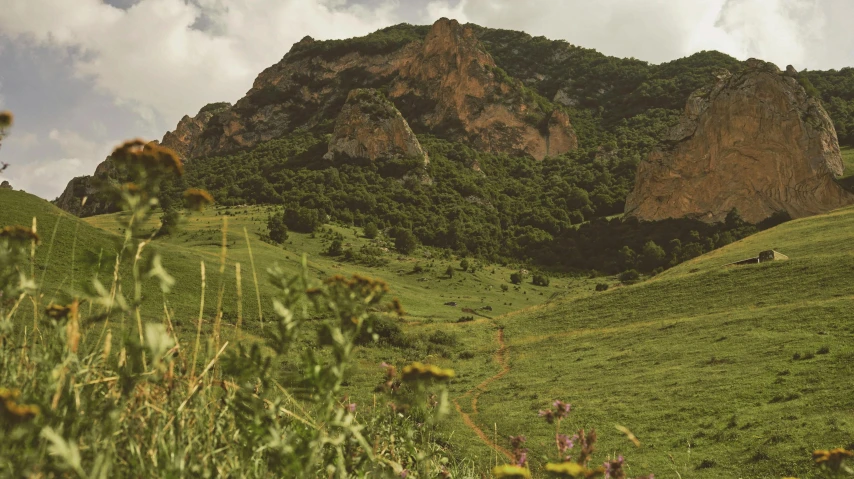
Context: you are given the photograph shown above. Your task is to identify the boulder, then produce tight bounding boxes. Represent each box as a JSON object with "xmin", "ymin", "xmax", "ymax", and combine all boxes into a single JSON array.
[
  {"xmin": 324, "ymin": 88, "xmax": 428, "ymax": 165},
  {"xmin": 0, "ymin": 180, "xmax": 11, "ymax": 190},
  {"xmin": 625, "ymin": 58, "xmax": 853, "ymax": 224}
]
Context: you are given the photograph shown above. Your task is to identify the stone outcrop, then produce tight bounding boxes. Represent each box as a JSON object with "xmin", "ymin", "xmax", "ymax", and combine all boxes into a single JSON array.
[
  {"xmin": 53, "ymin": 159, "xmax": 120, "ymax": 216},
  {"xmin": 160, "ymin": 103, "xmax": 231, "ymax": 160},
  {"xmin": 389, "ymin": 18, "xmax": 577, "ymax": 160},
  {"xmin": 324, "ymin": 88, "xmax": 428, "ymax": 165},
  {"xmin": 55, "ymin": 18, "xmax": 578, "ymax": 215},
  {"xmin": 625, "ymin": 59, "xmax": 853, "ymax": 224},
  {"xmin": 182, "ymin": 18, "xmax": 576, "ymax": 161},
  {"xmin": 0, "ymin": 180, "xmax": 11, "ymax": 190}
]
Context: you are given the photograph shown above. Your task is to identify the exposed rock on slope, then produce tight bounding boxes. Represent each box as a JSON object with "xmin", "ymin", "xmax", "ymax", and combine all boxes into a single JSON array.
[
  {"xmin": 160, "ymin": 102, "xmax": 231, "ymax": 160},
  {"xmin": 180, "ymin": 18, "xmax": 575, "ymax": 161},
  {"xmin": 324, "ymin": 88, "xmax": 428, "ymax": 165},
  {"xmin": 389, "ymin": 18, "xmax": 577, "ymax": 160},
  {"xmin": 0, "ymin": 180, "xmax": 11, "ymax": 190},
  {"xmin": 625, "ymin": 59, "xmax": 853, "ymax": 224},
  {"xmin": 54, "ymin": 160, "xmax": 120, "ymax": 217}
]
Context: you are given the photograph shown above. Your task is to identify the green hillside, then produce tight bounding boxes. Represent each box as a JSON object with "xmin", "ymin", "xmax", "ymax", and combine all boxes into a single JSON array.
[{"xmin": 449, "ymin": 205, "xmax": 854, "ymax": 477}]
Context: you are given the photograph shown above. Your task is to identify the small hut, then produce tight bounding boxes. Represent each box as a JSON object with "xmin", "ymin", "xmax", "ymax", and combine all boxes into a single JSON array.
[{"xmin": 724, "ymin": 250, "xmax": 789, "ymax": 267}]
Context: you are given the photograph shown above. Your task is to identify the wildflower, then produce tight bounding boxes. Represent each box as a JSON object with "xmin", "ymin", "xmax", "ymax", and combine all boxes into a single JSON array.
[
  {"xmin": 400, "ymin": 362, "xmax": 455, "ymax": 382},
  {"xmin": 0, "ymin": 225, "xmax": 40, "ymax": 245},
  {"xmin": 544, "ymin": 462, "xmax": 604, "ymax": 478},
  {"xmin": 399, "ymin": 469, "xmax": 408, "ymax": 478},
  {"xmin": 553, "ymin": 400, "xmax": 572, "ymax": 419},
  {"xmin": 813, "ymin": 448, "xmax": 853, "ymax": 471},
  {"xmin": 45, "ymin": 303, "xmax": 74, "ymax": 321},
  {"xmin": 184, "ymin": 188, "xmax": 214, "ymax": 211},
  {"xmin": 509, "ymin": 435, "xmax": 528, "ymax": 467},
  {"xmin": 0, "ymin": 111, "xmax": 12, "ymax": 128},
  {"xmin": 346, "ymin": 403, "xmax": 356, "ymax": 413},
  {"xmin": 557, "ymin": 433, "xmax": 575, "ymax": 456},
  {"xmin": 0, "ymin": 388, "xmax": 41, "ymax": 424},
  {"xmin": 390, "ymin": 297, "xmax": 406, "ymax": 317},
  {"xmin": 492, "ymin": 464, "xmax": 531, "ymax": 478},
  {"xmin": 110, "ymin": 139, "xmax": 183, "ymax": 176},
  {"xmin": 539, "ymin": 409, "xmax": 555, "ymax": 424},
  {"xmin": 603, "ymin": 455, "xmax": 625, "ymax": 479}
]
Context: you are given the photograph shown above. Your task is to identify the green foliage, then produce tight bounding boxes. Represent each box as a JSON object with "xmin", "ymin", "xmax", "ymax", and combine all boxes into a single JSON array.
[
  {"xmin": 266, "ymin": 211, "xmax": 289, "ymax": 243},
  {"xmin": 459, "ymin": 258, "xmax": 470, "ymax": 271},
  {"xmin": 392, "ymin": 228, "xmax": 418, "ymax": 254},
  {"xmin": 510, "ymin": 272, "xmax": 522, "ymax": 285},
  {"xmin": 363, "ymin": 221, "xmax": 379, "ymax": 239},
  {"xmin": 618, "ymin": 269, "xmax": 640, "ymax": 283},
  {"xmin": 198, "ymin": 102, "xmax": 231, "ymax": 114},
  {"xmin": 445, "ymin": 265, "xmax": 455, "ymax": 278},
  {"xmin": 531, "ymin": 273, "xmax": 550, "ymax": 287}
]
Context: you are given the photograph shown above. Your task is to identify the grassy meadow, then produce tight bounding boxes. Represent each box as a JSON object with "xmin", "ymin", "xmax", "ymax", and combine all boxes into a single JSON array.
[{"xmin": 2, "ymin": 186, "xmax": 852, "ymax": 477}]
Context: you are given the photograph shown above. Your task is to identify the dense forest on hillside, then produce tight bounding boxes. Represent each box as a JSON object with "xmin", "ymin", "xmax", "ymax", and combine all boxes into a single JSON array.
[{"xmin": 86, "ymin": 23, "xmax": 854, "ymax": 274}]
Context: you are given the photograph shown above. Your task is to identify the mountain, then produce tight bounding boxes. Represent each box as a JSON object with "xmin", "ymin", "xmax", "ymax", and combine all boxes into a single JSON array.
[
  {"xmin": 626, "ymin": 59, "xmax": 854, "ymax": 223},
  {"xmin": 51, "ymin": 18, "xmax": 854, "ymax": 273}
]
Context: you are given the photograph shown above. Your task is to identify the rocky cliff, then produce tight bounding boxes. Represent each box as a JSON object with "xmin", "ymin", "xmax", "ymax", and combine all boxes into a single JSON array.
[
  {"xmin": 324, "ymin": 88, "xmax": 428, "ymax": 165},
  {"xmin": 625, "ymin": 59, "xmax": 853, "ymax": 224},
  {"xmin": 163, "ymin": 17, "xmax": 575, "ymax": 161},
  {"xmin": 56, "ymin": 18, "xmax": 578, "ymax": 216}
]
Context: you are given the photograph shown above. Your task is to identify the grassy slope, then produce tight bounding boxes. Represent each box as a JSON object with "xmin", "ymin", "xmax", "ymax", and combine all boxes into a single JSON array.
[
  {"xmin": 459, "ymin": 206, "xmax": 854, "ymax": 478},
  {"xmin": 0, "ymin": 190, "xmax": 596, "ymax": 467}
]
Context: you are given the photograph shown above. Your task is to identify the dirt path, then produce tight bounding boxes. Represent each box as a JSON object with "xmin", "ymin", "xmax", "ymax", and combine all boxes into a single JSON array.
[{"xmin": 453, "ymin": 326, "xmax": 513, "ymax": 461}]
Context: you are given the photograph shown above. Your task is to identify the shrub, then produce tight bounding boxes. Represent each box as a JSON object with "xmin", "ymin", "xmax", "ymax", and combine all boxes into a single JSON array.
[
  {"xmin": 595, "ymin": 283, "xmax": 609, "ymax": 292},
  {"xmin": 619, "ymin": 269, "xmax": 640, "ymax": 283},
  {"xmin": 532, "ymin": 273, "xmax": 550, "ymax": 286},
  {"xmin": 459, "ymin": 258, "xmax": 470, "ymax": 271},
  {"xmin": 267, "ymin": 212, "xmax": 289, "ymax": 243},
  {"xmin": 501, "ymin": 284, "xmax": 509, "ymax": 292},
  {"xmin": 393, "ymin": 229, "xmax": 418, "ymax": 254},
  {"xmin": 427, "ymin": 330, "xmax": 458, "ymax": 347},
  {"xmin": 326, "ymin": 238, "xmax": 343, "ymax": 256},
  {"xmin": 363, "ymin": 221, "xmax": 379, "ymax": 239},
  {"xmin": 510, "ymin": 272, "xmax": 523, "ymax": 284},
  {"xmin": 445, "ymin": 265, "xmax": 455, "ymax": 278}
]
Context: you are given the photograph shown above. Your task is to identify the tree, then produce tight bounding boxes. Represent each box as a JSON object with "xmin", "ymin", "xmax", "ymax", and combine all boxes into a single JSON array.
[
  {"xmin": 267, "ymin": 213, "xmax": 289, "ymax": 243},
  {"xmin": 459, "ymin": 258, "xmax": 470, "ymax": 271},
  {"xmin": 725, "ymin": 208, "xmax": 745, "ymax": 230},
  {"xmin": 445, "ymin": 265, "xmax": 455, "ymax": 278},
  {"xmin": 364, "ymin": 222, "xmax": 379, "ymax": 239},
  {"xmin": 639, "ymin": 240, "xmax": 666, "ymax": 272},
  {"xmin": 619, "ymin": 269, "xmax": 640, "ymax": 283},
  {"xmin": 158, "ymin": 207, "xmax": 180, "ymax": 237},
  {"xmin": 326, "ymin": 238, "xmax": 343, "ymax": 256},
  {"xmin": 532, "ymin": 273, "xmax": 550, "ymax": 286},
  {"xmin": 394, "ymin": 229, "xmax": 418, "ymax": 255},
  {"xmin": 510, "ymin": 272, "xmax": 522, "ymax": 284}
]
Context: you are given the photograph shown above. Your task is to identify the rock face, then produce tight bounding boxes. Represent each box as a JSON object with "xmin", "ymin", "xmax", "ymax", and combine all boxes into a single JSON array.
[
  {"xmin": 53, "ymin": 160, "xmax": 120, "ymax": 216},
  {"xmin": 324, "ymin": 88, "xmax": 428, "ymax": 165},
  {"xmin": 388, "ymin": 18, "xmax": 576, "ymax": 160},
  {"xmin": 182, "ymin": 18, "xmax": 575, "ymax": 161},
  {"xmin": 160, "ymin": 103, "xmax": 231, "ymax": 160},
  {"xmin": 625, "ymin": 59, "xmax": 853, "ymax": 224},
  {"xmin": 55, "ymin": 18, "xmax": 578, "ymax": 216}
]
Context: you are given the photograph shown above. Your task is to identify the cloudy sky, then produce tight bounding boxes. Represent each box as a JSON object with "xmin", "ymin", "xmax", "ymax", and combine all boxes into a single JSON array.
[{"xmin": 1, "ymin": 0, "xmax": 853, "ymax": 199}]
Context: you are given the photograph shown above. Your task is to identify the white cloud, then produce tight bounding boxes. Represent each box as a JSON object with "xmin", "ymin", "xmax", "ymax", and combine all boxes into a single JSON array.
[
  {"xmin": 0, "ymin": 0, "xmax": 401, "ymax": 129},
  {"xmin": 3, "ymin": 132, "xmax": 38, "ymax": 151}
]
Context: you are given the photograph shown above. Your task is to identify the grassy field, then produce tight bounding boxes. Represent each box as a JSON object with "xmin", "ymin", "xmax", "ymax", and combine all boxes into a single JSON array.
[
  {"xmin": 3, "ymin": 188, "xmax": 853, "ymax": 477},
  {"xmin": 462, "ymin": 206, "xmax": 854, "ymax": 478}
]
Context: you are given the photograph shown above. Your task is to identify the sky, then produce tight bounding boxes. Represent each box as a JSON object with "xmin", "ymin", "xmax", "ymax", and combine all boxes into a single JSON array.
[{"xmin": 1, "ymin": 0, "xmax": 854, "ymax": 199}]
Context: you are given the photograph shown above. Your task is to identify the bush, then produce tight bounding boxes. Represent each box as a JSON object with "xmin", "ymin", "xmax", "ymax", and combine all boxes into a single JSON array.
[
  {"xmin": 501, "ymin": 284, "xmax": 509, "ymax": 292},
  {"xmin": 427, "ymin": 330, "xmax": 458, "ymax": 347},
  {"xmin": 445, "ymin": 265, "xmax": 454, "ymax": 278},
  {"xmin": 364, "ymin": 221, "xmax": 379, "ymax": 239},
  {"xmin": 510, "ymin": 272, "xmax": 523, "ymax": 284},
  {"xmin": 393, "ymin": 229, "xmax": 418, "ymax": 254},
  {"xmin": 284, "ymin": 206, "xmax": 323, "ymax": 233},
  {"xmin": 326, "ymin": 238, "xmax": 343, "ymax": 256},
  {"xmin": 595, "ymin": 283, "xmax": 609, "ymax": 292},
  {"xmin": 459, "ymin": 258, "xmax": 470, "ymax": 271},
  {"xmin": 619, "ymin": 269, "xmax": 640, "ymax": 283},
  {"xmin": 267, "ymin": 213, "xmax": 289, "ymax": 243},
  {"xmin": 532, "ymin": 273, "xmax": 550, "ymax": 286}
]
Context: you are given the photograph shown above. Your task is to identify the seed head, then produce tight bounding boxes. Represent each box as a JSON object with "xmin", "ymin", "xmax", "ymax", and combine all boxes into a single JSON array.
[
  {"xmin": 183, "ymin": 188, "xmax": 214, "ymax": 211},
  {"xmin": 0, "ymin": 225, "xmax": 40, "ymax": 245},
  {"xmin": 0, "ymin": 111, "xmax": 12, "ymax": 128}
]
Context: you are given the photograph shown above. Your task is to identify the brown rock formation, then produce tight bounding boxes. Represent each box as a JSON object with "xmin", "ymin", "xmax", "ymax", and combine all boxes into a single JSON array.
[
  {"xmin": 324, "ymin": 88, "xmax": 428, "ymax": 165},
  {"xmin": 389, "ymin": 18, "xmax": 576, "ymax": 160},
  {"xmin": 160, "ymin": 103, "xmax": 230, "ymax": 160},
  {"xmin": 0, "ymin": 180, "xmax": 11, "ymax": 190},
  {"xmin": 187, "ymin": 18, "xmax": 576, "ymax": 160},
  {"xmin": 625, "ymin": 59, "xmax": 853, "ymax": 224},
  {"xmin": 53, "ymin": 159, "xmax": 120, "ymax": 216}
]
